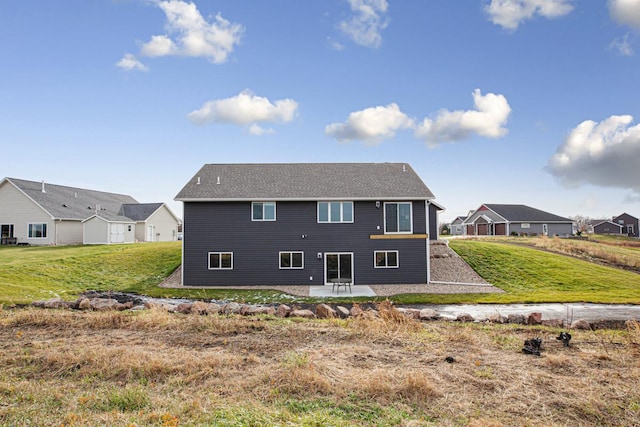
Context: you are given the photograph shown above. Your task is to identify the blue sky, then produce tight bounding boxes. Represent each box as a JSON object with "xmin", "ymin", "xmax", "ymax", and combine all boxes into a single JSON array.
[{"xmin": 2, "ymin": 0, "xmax": 640, "ymax": 223}]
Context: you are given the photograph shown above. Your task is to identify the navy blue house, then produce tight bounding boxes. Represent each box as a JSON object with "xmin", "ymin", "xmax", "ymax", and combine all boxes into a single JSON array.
[{"xmin": 175, "ymin": 163, "xmax": 442, "ymax": 287}]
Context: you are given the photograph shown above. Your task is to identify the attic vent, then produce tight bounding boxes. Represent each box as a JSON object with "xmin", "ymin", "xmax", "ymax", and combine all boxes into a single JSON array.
[
  {"xmin": 402, "ymin": 164, "xmax": 406, "ymax": 172},
  {"xmin": 196, "ymin": 177, "xmax": 201, "ymax": 185},
  {"xmin": 41, "ymin": 181, "xmax": 46, "ymax": 193},
  {"xmin": 62, "ymin": 204, "xmax": 67, "ymax": 208},
  {"xmin": 216, "ymin": 176, "xmax": 221, "ymax": 185}
]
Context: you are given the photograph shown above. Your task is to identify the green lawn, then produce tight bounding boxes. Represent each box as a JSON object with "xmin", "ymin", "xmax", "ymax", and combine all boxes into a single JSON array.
[{"xmin": 3, "ymin": 239, "xmax": 640, "ymax": 305}]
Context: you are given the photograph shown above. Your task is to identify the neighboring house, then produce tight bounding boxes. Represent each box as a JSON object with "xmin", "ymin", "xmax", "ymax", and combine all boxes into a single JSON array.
[
  {"xmin": 462, "ymin": 204, "xmax": 574, "ymax": 236},
  {"xmin": 591, "ymin": 220, "xmax": 623, "ymax": 235},
  {"xmin": 612, "ymin": 213, "xmax": 639, "ymax": 238},
  {"xmin": 0, "ymin": 177, "xmax": 180, "ymax": 245},
  {"xmin": 450, "ymin": 216, "xmax": 467, "ymax": 236},
  {"xmin": 175, "ymin": 163, "xmax": 442, "ymax": 287},
  {"xmin": 120, "ymin": 203, "xmax": 181, "ymax": 242}
]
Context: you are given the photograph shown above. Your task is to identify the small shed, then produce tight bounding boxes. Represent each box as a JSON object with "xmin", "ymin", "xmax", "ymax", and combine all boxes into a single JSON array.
[{"xmin": 82, "ymin": 214, "xmax": 136, "ymax": 244}]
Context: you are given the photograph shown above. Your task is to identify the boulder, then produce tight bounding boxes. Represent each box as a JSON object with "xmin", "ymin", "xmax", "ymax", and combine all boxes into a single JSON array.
[
  {"xmin": 207, "ymin": 303, "xmax": 222, "ymax": 314},
  {"xmin": 486, "ymin": 313, "xmax": 507, "ymax": 324},
  {"xmin": 315, "ymin": 304, "xmax": 336, "ymax": 319},
  {"xmin": 245, "ymin": 306, "xmax": 276, "ymax": 316},
  {"xmin": 570, "ymin": 319, "xmax": 591, "ymax": 330},
  {"xmin": 541, "ymin": 319, "xmax": 563, "ymax": 328},
  {"xmin": 43, "ymin": 298, "xmax": 67, "ymax": 309},
  {"xmin": 191, "ymin": 301, "xmax": 210, "ymax": 315},
  {"xmin": 89, "ymin": 298, "xmax": 120, "ymax": 311},
  {"xmin": 77, "ymin": 298, "xmax": 91, "ymax": 310},
  {"xmin": 223, "ymin": 302, "xmax": 242, "ymax": 315},
  {"xmin": 527, "ymin": 312, "xmax": 543, "ymax": 325},
  {"xmin": 116, "ymin": 301, "xmax": 133, "ymax": 311},
  {"xmin": 397, "ymin": 308, "xmax": 421, "ymax": 319},
  {"xmin": 335, "ymin": 306, "xmax": 350, "ymax": 319},
  {"xmin": 275, "ymin": 304, "xmax": 292, "ymax": 318},
  {"xmin": 350, "ymin": 305, "xmax": 364, "ymax": 318},
  {"xmin": 176, "ymin": 303, "xmax": 193, "ymax": 314},
  {"xmin": 31, "ymin": 300, "xmax": 45, "ymax": 308},
  {"xmin": 507, "ymin": 314, "xmax": 526, "ymax": 325},
  {"xmin": 289, "ymin": 309, "xmax": 316, "ymax": 319},
  {"xmin": 456, "ymin": 313, "xmax": 474, "ymax": 322},
  {"xmin": 418, "ymin": 308, "xmax": 439, "ymax": 321}
]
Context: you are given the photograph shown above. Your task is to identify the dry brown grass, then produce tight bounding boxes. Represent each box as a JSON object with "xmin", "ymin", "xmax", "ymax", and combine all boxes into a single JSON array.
[{"xmin": 1, "ymin": 308, "xmax": 639, "ymax": 426}]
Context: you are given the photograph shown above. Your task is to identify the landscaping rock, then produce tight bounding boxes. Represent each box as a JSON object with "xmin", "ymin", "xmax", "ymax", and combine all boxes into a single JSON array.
[
  {"xmin": 176, "ymin": 302, "xmax": 193, "ymax": 314},
  {"xmin": 315, "ymin": 303, "xmax": 336, "ymax": 319},
  {"xmin": 191, "ymin": 301, "xmax": 210, "ymax": 315},
  {"xmin": 289, "ymin": 309, "xmax": 315, "ymax": 319},
  {"xmin": 275, "ymin": 304, "xmax": 291, "ymax": 318},
  {"xmin": 90, "ymin": 298, "xmax": 120, "ymax": 311},
  {"xmin": 335, "ymin": 306, "xmax": 350, "ymax": 319},
  {"xmin": 507, "ymin": 314, "xmax": 526, "ymax": 324},
  {"xmin": 541, "ymin": 319, "xmax": 563, "ymax": 328},
  {"xmin": 590, "ymin": 319, "xmax": 627, "ymax": 330},
  {"xmin": 117, "ymin": 301, "xmax": 133, "ymax": 311},
  {"xmin": 486, "ymin": 313, "xmax": 507, "ymax": 324},
  {"xmin": 223, "ymin": 302, "xmax": 242, "ymax": 315},
  {"xmin": 350, "ymin": 305, "xmax": 364, "ymax": 318},
  {"xmin": 419, "ymin": 308, "xmax": 439, "ymax": 321},
  {"xmin": 245, "ymin": 306, "xmax": 276, "ymax": 316},
  {"xmin": 207, "ymin": 303, "xmax": 222, "ymax": 314},
  {"xmin": 77, "ymin": 298, "xmax": 91, "ymax": 310},
  {"xmin": 570, "ymin": 319, "xmax": 591, "ymax": 330},
  {"xmin": 456, "ymin": 313, "xmax": 474, "ymax": 322},
  {"xmin": 44, "ymin": 298, "xmax": 69, "ymax": 309},
  {"xmin": 527, "ymin": 312, "xmax": 543, "ymax": 325}
]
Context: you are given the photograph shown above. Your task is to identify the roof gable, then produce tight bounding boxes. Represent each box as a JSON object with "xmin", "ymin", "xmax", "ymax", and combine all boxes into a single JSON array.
[
  {"xmin": 120, "ymin": 203, "xmax": 163, "ymax": 221},
  {"xmin": 175, "ymin": 163, "xmax": 435, "ymax": 201}
]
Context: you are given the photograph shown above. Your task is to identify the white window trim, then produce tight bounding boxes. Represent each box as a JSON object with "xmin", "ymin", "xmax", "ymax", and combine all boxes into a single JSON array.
[
  {"xmin": 27, "ymin": 222, "xmax": 48, "ymax": 239},
  {"xmin": 383, "ymin": 202, "xmax": 413, "ymax": 234},
  {"xmin": 208, "ymin": 252, "xmax": 234, "ymax": 270},
  {"xmin": 251, "ymin": 202, "xmax": 276, "ymax": 222},
  {"xmin": 317, "ymin": 201, "xmax": 354, "ymax": 224},
  {"xmin": 374, "ymin": 250, "xmax": 399, "ymax": 268},
  {"xmin": 279, "ymin": 251, "xmax": 304, "ymax": 269},
  {"xmin": 521, "ymin": 223, "xmax": 531, "ymax": 229}
]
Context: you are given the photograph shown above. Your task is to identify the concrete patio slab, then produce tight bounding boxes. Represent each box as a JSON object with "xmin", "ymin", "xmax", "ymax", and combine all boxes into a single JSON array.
[{"xmin": 309, "ymin": 285, "xmax": 376, "ymax": 297}]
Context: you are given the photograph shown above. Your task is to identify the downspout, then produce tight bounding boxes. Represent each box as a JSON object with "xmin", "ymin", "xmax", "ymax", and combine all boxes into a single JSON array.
[{"xmin": 425, "ymin": 200, "xmax": 431, "ymax": 284}]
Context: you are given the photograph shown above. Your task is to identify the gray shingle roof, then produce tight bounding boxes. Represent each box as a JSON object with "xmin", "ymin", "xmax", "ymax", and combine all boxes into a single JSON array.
[
  {"xmin": 175, "ymin": 163, "xmax": 435, "ymax": 201},
  {"xmin": 120, "ymin": 203, "xmax": 163, "ymax": 221},
  {"xmin": 7, "ymin": 178, "xmax": 138, "ymax": 221},
  {"xmin": 484, "ymin": 204, "xmax": 573, "ymax": 223}
]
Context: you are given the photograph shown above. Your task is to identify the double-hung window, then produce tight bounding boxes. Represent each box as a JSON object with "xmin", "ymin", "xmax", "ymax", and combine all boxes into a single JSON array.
[
  {"xmin": 28, "ymin": 223, "xmax": 47, "ymax": 238},
  {"xmin": 318, "ymin": 202, "xmax": 353, "ymax": 223},
  {"xmin": 208, "ymin": 252, "xmax": 233, "ymax": 270},
  {"xmin": 252, "ymin": 202, "xmax": 276, "ymax": 221},
  {"xmin": 280, "ymin": 251, "xmax": 304, "ymax": 269},
  {"xmin": 384, "ymin": 202, "xmax": 412, "ymax": 233}
]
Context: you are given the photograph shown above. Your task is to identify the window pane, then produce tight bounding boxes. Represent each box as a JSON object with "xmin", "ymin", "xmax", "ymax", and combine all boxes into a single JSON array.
[
  {"xmin": 264, "ymin": 203, "xmax": 275, "ymax": 220},
  {"xmin": 252, "ymin": 203, "xmax": 263, "ymax": 220},
  {"xmin": 399, "ymin": 203, "xmax": 411, "ymax": 232},
  {"xmin": 42, "ymin": 224, "xmax": 47, "ymax": 237},
  {"xmin": 375, "ymin": 251, "xmax": 386, "ymax": 267},
  {"xmin": 280, "ymin": 253, "xmax": 291, "ymax": 268},
  {"xmin": 292, "ymin": 252, "xmax": 303, "ymax": 268},
  {"xmin": 221, "ymin": 253, "xmax": 232, "ymax": 269},
  {"xmin": 318, "ymin": 203, "xmax": 328, "ymax": 222},
  {"xmin": 342, "ymin": 202, "xmax": 353, "ymax": 222},
  {"xmin": 209, "ymin": 253, "xmax": 220, "ymax": 269},
  {"xmin": 330, "ymin": 202, "xmax": 341, "ymax": 222},
  {"xmin": 385, "ymin": 204, "xmax": 398, "ymax": 232},
  {"xmin": 387, "ymin": 251, "xmax": 398, "ymax": 267}
]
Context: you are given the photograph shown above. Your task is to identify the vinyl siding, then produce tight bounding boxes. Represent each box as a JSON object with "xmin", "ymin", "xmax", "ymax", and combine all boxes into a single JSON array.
[
  {"xmin": 183, "ymin": 200, "xmax": 428, "ymax": 286},
  {"xmin": 0, "ymin": 181, "xmax": 54, "ymax": 245},
  {"xmin": 56, "ymin": 220, "xmax": 83, "ymax": 245},
  {"xmin": 140, "ymin": 206, "xmax": 179, "ymax": 242}
]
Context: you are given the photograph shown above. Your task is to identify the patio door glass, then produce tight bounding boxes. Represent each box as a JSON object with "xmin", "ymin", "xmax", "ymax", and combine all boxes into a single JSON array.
[{"xmin": 325, "ymin": 253, "xmax": 353, "ymax": 285}]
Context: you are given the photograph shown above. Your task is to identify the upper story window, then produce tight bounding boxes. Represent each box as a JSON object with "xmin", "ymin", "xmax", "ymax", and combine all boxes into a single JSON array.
[
  {"xmin": 384, "ymin": 202, "xmax": 412, "ymax": 233},
  {"xmin": 318, "ymin": 202, "xmax": 353, "ymax": 223},
  {"xmin": 252, "ymin": 202, "xmax": 276, "ymax": 221},
  {"xmin": 28, "ymin": 223, "xmax": 47, "ymax": 238}
]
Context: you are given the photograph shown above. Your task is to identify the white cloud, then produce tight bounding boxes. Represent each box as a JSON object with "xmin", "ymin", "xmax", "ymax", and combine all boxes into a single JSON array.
[
  {"xmin": 187, "ymin": 90, "xmax": 298, "ymax": 134},
  {"xmin": 609, "ymin": 0, "xmax": 640, "ymax": 28},
  {"xmin": 414, "ymin": 89, "xmax": 512, "ymax": 146},
  {"xmin": 140, "ymin": 0, "xmax": 243, "ymax": 63},
  {"xmin": 339, "ymin": 0, "xmax": 389, "ymax": 48},
  {"xmin": 485, "ymin": 0, "xmax": 574, "ymax": 30},
  {"xmin": 115, "ymin": 53, "xmax": 149, "ymax": 72},
  {"xmin": 325, "ymin": 103, "xmax": 414, "ymax": 145},
  {"xmin": 546, "ymin": 115, "xmax": 640, "ymax": 193},
  {"xmin": 610, "ymin": 33, "xmax": 634, "ymax": 56}
]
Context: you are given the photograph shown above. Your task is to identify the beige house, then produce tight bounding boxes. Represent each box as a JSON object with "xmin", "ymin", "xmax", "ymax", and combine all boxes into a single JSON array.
[{"xmin": 0, "ymin": 177, "xmax": 180, "ymax": 245}]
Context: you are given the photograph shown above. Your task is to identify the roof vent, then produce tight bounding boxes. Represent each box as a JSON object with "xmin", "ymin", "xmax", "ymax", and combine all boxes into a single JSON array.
[
  {"xmin": 216, "ymin": 176, "xmax": 221, "ymax": 185},
  {"xmin": 41, "ymin": 180, "xmax": 46, "ymax": 193},
  {"xmin": 402, "ymin": 164, "xmax": 406, "ymax": 172},
  {"xmin": 196, "ymin": 176, "xmax": 201, "ymax": 185}
]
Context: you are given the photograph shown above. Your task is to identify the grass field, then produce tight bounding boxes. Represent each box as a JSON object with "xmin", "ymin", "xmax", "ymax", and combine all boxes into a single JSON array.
[
  {"xmin": 1, "ymin": 306, "xmax": 638, "ymax": 426},
  {"xmin": 2, "ymin": 237, "xmax": 640, "ymax": 305}
]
